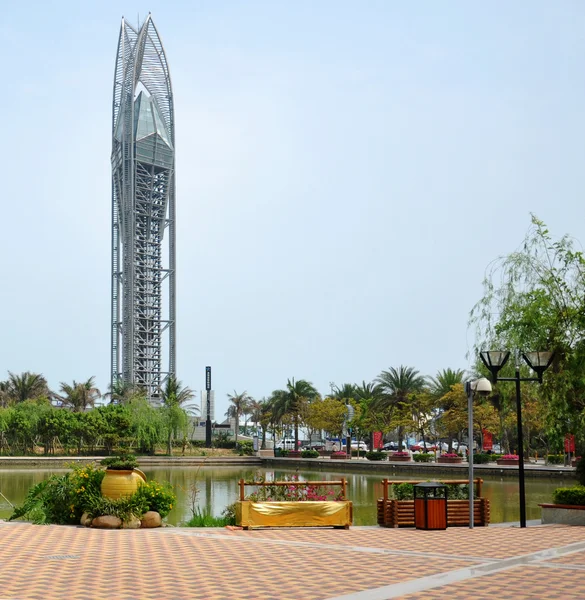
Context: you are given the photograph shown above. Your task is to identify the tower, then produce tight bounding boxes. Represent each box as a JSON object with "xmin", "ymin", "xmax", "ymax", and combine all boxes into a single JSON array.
[{"xmin": 111, "ymin": 15, "xmax": 176, "ymax": 401}]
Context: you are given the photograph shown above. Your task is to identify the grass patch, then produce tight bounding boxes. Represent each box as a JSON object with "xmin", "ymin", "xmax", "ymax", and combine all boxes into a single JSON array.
[{"xmin": 185, "ymin": 507, "xmax": 233, "ymax": 527}]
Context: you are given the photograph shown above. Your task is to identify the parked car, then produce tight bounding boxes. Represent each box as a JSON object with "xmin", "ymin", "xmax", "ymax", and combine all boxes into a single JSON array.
[
  {"xmin": 275, "ymin": 438, "xmax": 299, "ymax": 449},
  {"xmin": 301, "ymin": 441, "xmax": 325, "ymax": 451},
  {"xmin": 411, "ymin": 442, "xmax": 437, "ymax": 452},
  {"xmin": 382, "ymin": 442, "xmax": 401, "ymax": 451},
  {"xmin": 351, "ymin": 441, "xmax": 368, "ymax": 451}
]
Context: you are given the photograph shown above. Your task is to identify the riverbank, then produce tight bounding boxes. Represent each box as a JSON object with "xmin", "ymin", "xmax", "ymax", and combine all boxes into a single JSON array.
[{"xmin": 0, "ymin": 454, "xmax": 577, "ymax": 479}]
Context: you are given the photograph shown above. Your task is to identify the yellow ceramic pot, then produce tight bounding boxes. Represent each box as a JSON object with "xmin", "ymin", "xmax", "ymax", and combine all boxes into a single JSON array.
[{"xmin": 101, "ymin": 468, "xmax": 147, "ymax": 500}]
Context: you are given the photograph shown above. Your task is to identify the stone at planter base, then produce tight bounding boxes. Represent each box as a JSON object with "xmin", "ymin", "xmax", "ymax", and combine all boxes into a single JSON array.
[
  {"xmin": 92, "ymin": 515, "xmax": 122, "ymax": 529},
  {"xmin": 141, "ymin": 511, "xmax": 162, "ymax": 528},
  {"xmin": 540, "ymin": 504, "xmax": 585, "ymax": 526},
  {"xmin": 80, "ymin": 512, "xmax": 92, "ymax": 527},
  {"xmin": 122, "ymin": 516, "xmax": 142, "ymax": 529}
]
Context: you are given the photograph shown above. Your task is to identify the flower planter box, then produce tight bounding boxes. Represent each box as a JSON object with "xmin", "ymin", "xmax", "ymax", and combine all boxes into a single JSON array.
[
  {"xmin": 437, "ymin": 457, "xmax": 463, "ymax": 464},
  {"xmin": 539, "ymin": 503, "xmax": 585, "ymax": 526},
  {"xmin": 377, "ymin": 498, "xmax": 490, "ymax": 528},
  {"xmin": 497, "ymin": 459, "xmax": 520, "ymax": 466},
  {"xmin": 236, "ymin": 500, "xmax": 353, "ymax": 529},
  {"xmin": 330, "ymin": 453, "xmax": 348, "ymax": 460},
  {"xmin": 388, "ymin": 454, "xmax": 411, "ymax": 462},
  {"xmin": 285, "ymin": 450, "xmax": 302, "ymax": 458}
]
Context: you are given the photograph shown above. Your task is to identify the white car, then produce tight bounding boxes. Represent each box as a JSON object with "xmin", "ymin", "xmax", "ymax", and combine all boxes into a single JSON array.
[
  {"xmin": 275, "ymin": 438, "xmax": 297, "ymax": 449},
  {"xmin": 351, "ymin": 441, "xmax": 368, "ymax": 451}
]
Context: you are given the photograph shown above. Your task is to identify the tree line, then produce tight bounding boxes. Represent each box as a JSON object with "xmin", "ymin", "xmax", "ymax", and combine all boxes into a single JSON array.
[{"xmin": 0, "ymin": 374, "xmax": 197, "ymax": 455}]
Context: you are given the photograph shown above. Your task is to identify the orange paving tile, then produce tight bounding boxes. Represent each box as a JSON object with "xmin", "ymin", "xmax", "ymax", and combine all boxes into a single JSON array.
[{"xmin": 1, "ymin": 522, "xmax": 585, "ymax": 600}]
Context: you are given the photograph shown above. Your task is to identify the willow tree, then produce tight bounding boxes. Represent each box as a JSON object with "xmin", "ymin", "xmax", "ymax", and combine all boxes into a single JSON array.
[{"xmin": 470, "ymin": 216, "xmax": 585, "ymax": 449}]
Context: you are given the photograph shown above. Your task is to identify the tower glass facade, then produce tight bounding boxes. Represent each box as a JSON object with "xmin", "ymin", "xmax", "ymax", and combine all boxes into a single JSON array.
[{"xmin": 111, "ymin": 15, "xmax": 176, "ymax": 401}]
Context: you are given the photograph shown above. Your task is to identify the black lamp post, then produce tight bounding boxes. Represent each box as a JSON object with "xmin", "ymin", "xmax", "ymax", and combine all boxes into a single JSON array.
[
  {"xmin": 480, "ymin": 350, "xmax": 553, "ymax": 528},
  {"xmin": 205, "ymin": 366, "xmax": 212, "ymax": 448}
]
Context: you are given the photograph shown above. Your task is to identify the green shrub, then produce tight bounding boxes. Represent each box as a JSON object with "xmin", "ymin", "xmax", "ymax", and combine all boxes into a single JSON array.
[
  {"xmin": 390, "ymin": 482, "xmax": 472, "ymax": 500},
  {"xmin": 100, "ymin": 453, "xmax": 138, "ymax": 470},
  {"xmin": 552, "ymin": 486, "xmax": 585, "ymax": 506},
  {"xmin": 546, "ymin": 454, "xmax": 564, "ymax": 465},
  {"xmin": 365, "ymin": 451, "xmax": 387, "ymax": 461},
  {"xmin": 576, "ymin": 457, "xmax": 585, "ymax": 486},
  {"xmin": 413, "ymin": 453, "xmax": 433, "ymax": 463},
  {"xmin": 473, "ymin": 453, "xmax": 492, "ymax": 464},
  {"xmin": 391, "ymin": 483, "xmax": 414, "ymax": 500},
  {"xmin": 236, "ymin": 440, "xmax": 254, "ymax": 456},
  {"xmin": 280, "ymin": 449, "xmax": 289, "ymax": 457},
  {"xmin": 133, "ymin": 480, "xmax": 176, "ymax": 518},
  {"xmin": 301, "ymin": 449, "xmax": 319, "ymax": 458},
  {"xmin": 9, "ymin": 463, "xmax": 105, "ymax": 524},
  {"xmin": 84, "ymin": 493, "xmax": 148, "ymax": 522}
]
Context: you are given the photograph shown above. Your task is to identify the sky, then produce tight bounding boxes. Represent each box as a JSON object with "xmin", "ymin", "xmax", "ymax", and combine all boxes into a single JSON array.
[{"xmin": 1, "ymin": 1, "xmax": 584, "ymax": 420}]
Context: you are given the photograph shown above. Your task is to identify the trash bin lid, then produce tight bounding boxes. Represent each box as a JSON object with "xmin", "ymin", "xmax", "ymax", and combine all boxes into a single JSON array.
[{"xmin": 414, "ymin": 481, "xmax": 446, "ymax": 489}]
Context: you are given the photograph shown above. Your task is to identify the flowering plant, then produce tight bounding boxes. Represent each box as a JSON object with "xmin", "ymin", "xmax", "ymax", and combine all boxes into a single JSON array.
[
  {"xmin": 391, "ymin": 451, "xmax": 410, "ymax": 457},
  {"xmin": 331, "ymin": 451, "xmax": 347, "ymax": 457},
  {"xmin": 441, "ymin": 453, "xmax": 461, "ymax": 458},
  {"xmin": 501, "ymin": 454, "xmax": 519, "ymax": 460},
  {"xmin": 245, "ymin": 473, "xmax": 344, "ymax": 502}
]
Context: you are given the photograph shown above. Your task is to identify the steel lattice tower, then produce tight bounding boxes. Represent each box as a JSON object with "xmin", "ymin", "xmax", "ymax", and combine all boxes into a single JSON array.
[{"xmin": 111, "ymin": 15, "xmax": 176, "ymax": 402}]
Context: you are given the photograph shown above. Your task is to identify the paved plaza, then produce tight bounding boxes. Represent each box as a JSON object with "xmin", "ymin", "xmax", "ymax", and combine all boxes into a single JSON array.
[{"xmin": 1, "ymin": 521, "xmax": 585, "ymax": 599}]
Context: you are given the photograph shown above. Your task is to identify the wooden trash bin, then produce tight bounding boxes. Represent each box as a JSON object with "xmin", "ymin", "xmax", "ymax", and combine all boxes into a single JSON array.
[{"xmin": 414, "ymin": 482, "xmax": 448, "ymax": 530}]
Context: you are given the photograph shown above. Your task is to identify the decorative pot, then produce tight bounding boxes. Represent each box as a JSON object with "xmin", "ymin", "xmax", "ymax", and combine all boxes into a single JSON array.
[
  {"xmin": 101, "ymin": 468, "xmax": 147, "ymax": 500},
  {"xmin": 438, "ymin": 457, "xmax": 463, "ymax": 464},
  {"xmin": 388, "ymin": 454, "xmax": 411, "ymax": 462}
]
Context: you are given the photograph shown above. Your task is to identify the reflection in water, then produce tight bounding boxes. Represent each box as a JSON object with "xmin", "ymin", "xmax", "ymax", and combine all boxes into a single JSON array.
[{"xmin": 0, "ymin": 466, "xmax": 576, "ymax": 526}]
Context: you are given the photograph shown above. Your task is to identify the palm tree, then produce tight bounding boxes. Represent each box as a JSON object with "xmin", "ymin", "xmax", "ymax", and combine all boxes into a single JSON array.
[
  {"xmin": 105, "ymin": 379, "xmax": 143, "ymax": 404},
  {"xmin": 428, "ymin": 368, "xmax": 465, "ymax": 399},
  {"xmin": 6, "ymin": 371, "xmax": 50, "ymax": 403},
  {"xmin": 374, "ymin": 366, "xmax": 426, "ymax": 451},
  {"xmin": 56, "ymin": 377, "xmax": 101, "ymax": 412},
  {"xmin": 160, "ymin": 376, "xmax": 195, "ymax": 455},
  {"xmin": 272, "ymin": 378, "xmax": 318, "ymax": 449},
  {"xmin": 226, "ymin": 391, "xmax": 250, "ymax": 443}
]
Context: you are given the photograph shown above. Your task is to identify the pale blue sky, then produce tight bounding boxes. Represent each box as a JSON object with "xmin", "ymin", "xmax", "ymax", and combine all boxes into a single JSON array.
[{"xmin": 1, "ymin": 1, "xmax": 584, "ymax": 418}]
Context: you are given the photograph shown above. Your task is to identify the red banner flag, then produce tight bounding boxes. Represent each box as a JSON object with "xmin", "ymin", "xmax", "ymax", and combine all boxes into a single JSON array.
[
  {"xmin": 373, "ymin": 431, "xmax": 383, "ymax": 450},
  {"xmin": 565, "ymin": 434, "xmax": 575, "ymax": 453},
  {"xmin": 482, "ymin": 429, "xmax": 493, "ymax": 451}
]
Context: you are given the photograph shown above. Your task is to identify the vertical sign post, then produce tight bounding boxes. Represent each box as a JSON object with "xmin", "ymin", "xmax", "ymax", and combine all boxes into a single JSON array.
[{"xmin": 205, "ymin": 366, "xmax": 212, "ymax": 448}]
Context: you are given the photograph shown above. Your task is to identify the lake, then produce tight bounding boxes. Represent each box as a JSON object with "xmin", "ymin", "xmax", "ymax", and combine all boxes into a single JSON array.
[{"xmin": 0, "ymin": 465, "xmax": 576, "ymax": 526}]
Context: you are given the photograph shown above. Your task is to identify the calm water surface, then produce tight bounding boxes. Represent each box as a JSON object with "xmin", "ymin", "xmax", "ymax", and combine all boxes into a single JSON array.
[{"xmin": 0, "ymin": 465, "xmax": 576, "ymax": 526}]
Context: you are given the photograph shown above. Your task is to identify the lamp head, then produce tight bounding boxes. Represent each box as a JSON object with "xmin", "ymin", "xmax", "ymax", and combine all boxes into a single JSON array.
[{"xmin": 472, "ymin": 377, "xmax": 492, "ymax": 397}]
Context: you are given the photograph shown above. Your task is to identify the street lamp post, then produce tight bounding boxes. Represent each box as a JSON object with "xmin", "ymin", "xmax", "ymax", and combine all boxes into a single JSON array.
[
  {"xmin": 465, "ymin": 377, "xmax": 492, "ymax": 529},
  {"xmin": 480, "ymin": 351, "xmax": 554, "ymax": 528}
]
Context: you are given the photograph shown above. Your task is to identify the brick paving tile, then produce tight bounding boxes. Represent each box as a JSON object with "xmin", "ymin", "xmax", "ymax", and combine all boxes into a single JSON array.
[
  {"xmin": 2, "ymin": 522, "xmax": 585, "ymax": 600},
  {"xmin": 199, "ymin": 524, "xmax": 585, "ymax": 559},
  {"xmin": 396, "ymin": 564, "xmax": 585, "ymax": 600}
]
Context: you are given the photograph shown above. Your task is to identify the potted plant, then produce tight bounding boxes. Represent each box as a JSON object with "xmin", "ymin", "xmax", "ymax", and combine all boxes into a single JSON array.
[
  {"xmin": 331, "ymin": 451, "xmax": 348, "ymax": 460},
  {"xmin": 497, "ymin": 454, "xmax": 521, "ymax": 466},
  {"xmin": 236, "ymin": 475, "xmax": 352, "ymax": 529},
  {"xmin": 100, "ymin": 454, "xmax": 147, "ymax": 500},
  {"xmin": 438, "ymin": 452, "xmax": 463, "ymax": 464},
  {"xmin": 388, "ymin": 451, "xmax": 411, "ymax": 462}
]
